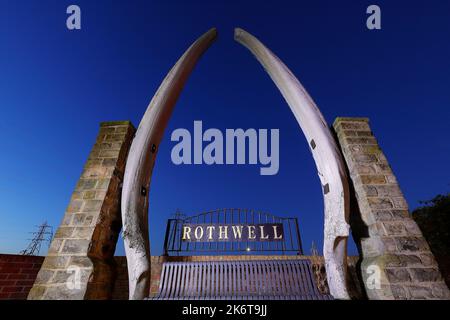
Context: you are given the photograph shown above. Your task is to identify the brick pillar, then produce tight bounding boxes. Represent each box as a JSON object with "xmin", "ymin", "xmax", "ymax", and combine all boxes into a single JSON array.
[
  {"xmin": 333, "ymin": 117, "xmax": 449, "ymax": 300},
  {"xmin": 28, "ymin": 121, "xmax": 135, "ymax": 300}
]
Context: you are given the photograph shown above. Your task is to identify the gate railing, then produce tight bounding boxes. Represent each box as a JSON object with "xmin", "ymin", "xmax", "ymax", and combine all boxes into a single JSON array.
[{"xmin": 163, "ymin": 208, "xmax": 303, "ymax": 255}]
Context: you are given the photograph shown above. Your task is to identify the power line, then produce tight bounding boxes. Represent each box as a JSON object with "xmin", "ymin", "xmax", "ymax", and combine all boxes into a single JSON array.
[{"xmin": 20, "ymin": 221, "xmax": 53, "ymax": 256}]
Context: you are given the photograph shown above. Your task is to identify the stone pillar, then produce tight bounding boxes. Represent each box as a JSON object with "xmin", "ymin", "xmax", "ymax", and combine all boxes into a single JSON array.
[
  {"xmin": 28, "ymin": 121, "xmax": 135, "ymax": 300},
  {"xmin": 333, "ymin": 117, "xmax": 449, "ymax": 300}
]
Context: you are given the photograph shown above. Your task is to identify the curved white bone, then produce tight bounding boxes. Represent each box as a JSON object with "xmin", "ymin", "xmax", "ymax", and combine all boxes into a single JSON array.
[
  {"xmin": 234, "ymin": 28, "xmax": 351, "ymax": 299},
  {"xmin": 121, "ymin": 28, "xmax": 217, "ymax": 300}
]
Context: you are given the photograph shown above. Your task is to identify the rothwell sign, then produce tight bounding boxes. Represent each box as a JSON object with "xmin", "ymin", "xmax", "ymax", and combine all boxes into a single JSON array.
[
  {"xmin": 163, "ymin": 209, "xmax": 303, "ymax": 255},
  {"xmin": 182, "ymin": 223, "xmax": 284, "ymax": 242}
]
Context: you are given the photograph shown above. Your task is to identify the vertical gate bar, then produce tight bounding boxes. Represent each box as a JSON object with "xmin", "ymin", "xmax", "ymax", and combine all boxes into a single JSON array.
[
  {"xmin": 284, "ymin": 260, "xmax": 295, "ymax": 296},
  {"xmin": 163, "ymin": 220, "xmax": 171, "ymax": 256},
  {"xmin": 288, "ymin": 219, "xmax": 294, "ymax": 252},
  {"xmin": 235, "ymin": 261, "xmax": 240, "ymax": 297},
  {"xmin": 213, "ymin": 262, "xmax": 217, "ymax": 298},
  {"xmin": 161, "ymin": 263, "xmax": 172, "ymax": 299},
  {"xmin": 201, "ymin": 263, "xmax": 208, "ymax": 297},
  {"xmin": 233, "ymin": 261, "xmax": 238, "ymax": 297},
  {"xmin": 185, "ymin": 217, "xmax": 190, "ymax": 253},
  {"xmin": 179, "ymin": 263, "xmax": 186, "ymax": 298},
  {"xmin": 174, "ymin": 262, "xmax": 182, "ymax": 298},
  {"xmin": 259, "ymin": 211, "xmax": 263, "ymax": 252},
  {"xmin": 216, "ymin": 210, "xmax": 219, "ymax": 252},
  {"xmin": 264, "ymin": 260, "xmax": 271, "ymax": 296},
  {"xmin": 183, "ymin": 263, "xmax": 189, "ymax": 298},
  {"xmin": 269, "ymin": 261, "xmax": 277, "ymax": 295},
  {"xmin": 208, "ymin": 261, "xmax": 213, "ymax": 298},
  {"xmin": 249, "ymin": 262, "xmax": 254, "ymax": 296},
  {"xmin": 172, "ymin": 264, "xmax": 180, "ymax": 299},
  {"xmin": 196, "ymin": 262, "xmax": 202, "ymax": 299},
  {"xmin": 157, "ymin": 263, "xmax": 167, "ymax": 298},
  {"xmin": 294, "ymin": 260, "xmax": 308, "ymax": 296},
  {"xmin": 265, "ymin": 213, "xmax": 269, "ymax": 252},
  {"xmin": 273, "ymin": 262, "xmax": 281, "ymax": 295},
  {"xmin": 193, "ymin": 216, "xmax": 198, "ymax": 252},
  {"xmin": 272, "ymin": 215, "xmax": 277, "ymax": 252},
  {"xmin": 301, "ymin": 260, "xmax": 316, "ymax": 298},
  {"xmin": 260, "ymin": 261, "xmax": 265, "ymax": 298},
  {"xmin": 209, "ymin": 211, "xmax": 213, "ymax": 251},
  {"xmin": 167, "ymin": 263, "xmax": 175, "ymax": 298},
  {"xmin": 243, "ymin": 261, "xmax": 247, "ymax": 297},
  {"xmin": 276, "ymin": 261, "xmax": 284, "ymax": 296},
  {"xmin": 175, "ymin": 219, "xmax": 180, "ymax": 254},
  {"xmin": 295, "ymin": 218, "xmax": 303, "ymax": 255},
  {"xmin": 283, "ymin": 261, "xmax": 292, "ymax": 296},
  {"xmin": 246, "ymin": 209, "xmax": 250, "ymax": 253},
  {"xmin": 230, "ymin": 209, "xmax": 234, "ymax": 252},
  {"xmin": 220, "ymin": 261, "xmax": 224, "ymax": 298},
  {"xmin": 237, "ymin": 209, "xmax": 241, "ymax": 252},
  {"xmin": 223, "ymin": 261, "xmax": 227, "ymax": 296},
  {"xmin": 195, "ymin": 262, "xmax": 201, "ymax": 299},
  {"xmin": 290, "ymin": 260, "xmax": 301, "ymax": 297},
  {"xmin": 262, "ymin": 261, "xmax": 273, "ymax": 295},
  {"xmin": 304, "ymin": 260, "xmax": 320, "ymax": 295},
  {"xmin": 208, "ymin": 262, "xmax": 212, "ymax": 298},
  {"xmin": 223, "ymin": 208, "xmax": 227, "ymax": 252},
  {"xmin": 200, "ymin": 262, "xmax": 205, "ymax": 299},
  {"xmin": 281, "ymin": 261, "xmax": 290, "ymax": 296},
  {"xmin": 201, "ymin": 213, "xmax": 206, "ymax": 251},
  {"xmin": 257, "ymin": 261, "xmax": 264, "ymax": 296},
  {"xmin": 188, "ymin": 263, "xmax": 194, "ymax": 298}
]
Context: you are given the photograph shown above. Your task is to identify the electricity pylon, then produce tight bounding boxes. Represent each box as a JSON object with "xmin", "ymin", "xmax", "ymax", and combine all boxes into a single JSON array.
[{"xmin": 20, "ymin": 221, "xmax": 53, "ymax": 256}]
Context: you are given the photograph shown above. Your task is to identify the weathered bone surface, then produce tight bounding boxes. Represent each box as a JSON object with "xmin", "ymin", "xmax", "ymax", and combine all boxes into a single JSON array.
[
  {"xmin": 121, "ymin": 28, "xmax": 217, "ymax": 300},
  {"xmin": 234, "ymin": 28, "xmax": 351, "ymax": 299}
]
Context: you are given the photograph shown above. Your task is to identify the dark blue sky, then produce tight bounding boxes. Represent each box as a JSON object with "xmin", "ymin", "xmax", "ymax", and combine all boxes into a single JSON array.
[{"xmin": 0, "ymin": 1, "xmax": 449, "ymax": 256}]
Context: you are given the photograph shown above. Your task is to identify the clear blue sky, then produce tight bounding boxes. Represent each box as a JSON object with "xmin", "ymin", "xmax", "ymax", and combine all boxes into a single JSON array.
[{"xmin": 0, "ymin": 1, "xmax": 449, "ymax": 256}]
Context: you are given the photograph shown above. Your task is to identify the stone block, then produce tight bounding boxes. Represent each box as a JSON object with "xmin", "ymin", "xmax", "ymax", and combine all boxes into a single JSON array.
[
  {"xmin": 431, "ymin": 283, "xmax": 450, "ymax": 299},
  {"xmin": 27, "ymin": 286, "xmax": 47, "ymax": 300},
  {"xmin": 68, "ymin": 256, "xmax": 93, "ymax": 269},
  {"xmin": 360, "ymin": 175, "xmax": 386, "ymax": 185},
  {"xmin": 41, "ymin": 256, "xmax": 69, "ymax": 269},
  {"xmin": 398, "ymin": 254, "xmax": 422, "ymax": 267},
  {"xmin": 367, "ymin": 197, "xmax": 393, "ymax": 210},
  {"xmin": 391, "ymin": 285, "xmax": 409, "ymax": 299},
  {"xmin": 375, "ymin": 185, "xmax": 403, "ymax": 197},
  {"xmin": 66, "ymin": 200, "xmax": 83, "ymax": 213},
  {"xmin": 54, "ymin": 227, "xmax": 74, "ymax": 239},
  {"xmin": 385, "ymin": 268, "xmax": 411, "ymax": 283},
  {"xmin": 61, "ymin": 239, "xmax": 91, "ymax": 255},
  {"xmin": 34, "ymin": 269, "xmax": 55, "ymax": 284},
  {"xmin": 408, "ymin": 285, "xmax": 434, "ymax": 299},
  {"xmin": 71, "ymin": 227, "xmax": 93, "ymax": 239},
  {"xmin": 396, "ymin": 237, "xmax": 428, "ymax": 252},
  {"xmin": 409, "ymin": 268, "xmax": 442, "ymax": 283},
  {"xmin": 82, "ymin": 200, "xmax": 103, "ymax": 212}
]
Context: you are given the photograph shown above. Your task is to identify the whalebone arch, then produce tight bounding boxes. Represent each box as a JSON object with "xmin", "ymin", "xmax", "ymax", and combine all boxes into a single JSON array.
[{"xmin": 121, "ymin": 27, "xmax": 351, "ymax": 300}]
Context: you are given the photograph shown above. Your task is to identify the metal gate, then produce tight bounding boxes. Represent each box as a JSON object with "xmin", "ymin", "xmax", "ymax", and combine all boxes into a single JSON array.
[{"xmin": 163, "ymin": 209, "xmax": 303, "ymax": 255}]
